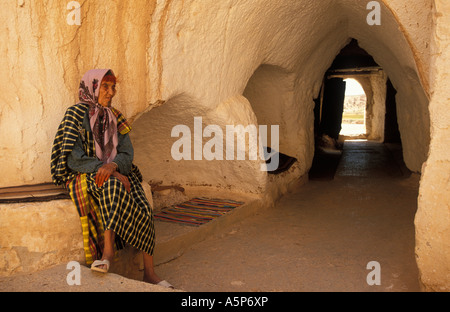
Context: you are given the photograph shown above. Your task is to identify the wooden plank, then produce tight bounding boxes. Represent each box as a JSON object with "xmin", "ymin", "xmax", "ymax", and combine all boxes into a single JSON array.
[
  {"xmin": 0, "ymin": 182, "xmax": 70, "ymax": 203},
  {"xmin": 0, "ymin": 183, "xmax": 64, "ymax": 194}
]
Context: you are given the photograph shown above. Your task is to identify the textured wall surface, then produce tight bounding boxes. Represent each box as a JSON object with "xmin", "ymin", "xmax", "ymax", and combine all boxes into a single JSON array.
[
  {"xmin": 0, "ymin": 0, "xmax": 431, "ymax": 188},
  {"xmin": 0, "ymin": 200, "xmax": 84, "ymax": 276},
  {"xmin": 415, "ymin": 0, "xmax": 450, "ymax": 291}
]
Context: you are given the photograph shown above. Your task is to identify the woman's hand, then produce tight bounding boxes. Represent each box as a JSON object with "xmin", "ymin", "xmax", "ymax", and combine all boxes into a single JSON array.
[
  {"xmin": 95, "ymin": 163, "xmax": 117, "ymax": 188},
  {"xmin": 112, "ymin": 171, "xmax": 131, "ymax": 193}
]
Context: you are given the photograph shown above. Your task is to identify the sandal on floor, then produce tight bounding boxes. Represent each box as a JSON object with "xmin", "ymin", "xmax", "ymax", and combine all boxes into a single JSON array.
[
  {"xmin": 91, "ymin": 259, "xmax": 110, "ymax": 273},
  {"xmin": 157, "ymin": 280, "xmax": 174, "ymax": 289}
]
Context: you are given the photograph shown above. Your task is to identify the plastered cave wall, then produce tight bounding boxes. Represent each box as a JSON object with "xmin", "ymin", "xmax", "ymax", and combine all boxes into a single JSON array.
[{"xmin": 0, "ymin": 0, "xmax": 449, "ymax": 291}]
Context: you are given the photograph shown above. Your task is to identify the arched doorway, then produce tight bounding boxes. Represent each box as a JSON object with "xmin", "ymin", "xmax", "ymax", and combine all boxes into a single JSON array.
[{"xmin": 340, "ymin": 78, "xmax": 367, "ymax": 138}]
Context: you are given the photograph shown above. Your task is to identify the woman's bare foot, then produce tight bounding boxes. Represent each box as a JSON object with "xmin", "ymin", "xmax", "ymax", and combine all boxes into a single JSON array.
[
  {"xmin": 144, "ymin": 272, "xmax": 174, "ymax": 289},
  {"xmin": 143, "ymin": 271, "xmax": 163, "ymax": 285},
  {"xmin": 90, "ymin": 250, "xmax": 114, "ymax": 272},
  {"xmin": 94, "ymin": 229, "xmax": 115, "ymax": 271},
  {"xmin": 142, "ymin": 252, "xmax": 167, "ymax": 285}
]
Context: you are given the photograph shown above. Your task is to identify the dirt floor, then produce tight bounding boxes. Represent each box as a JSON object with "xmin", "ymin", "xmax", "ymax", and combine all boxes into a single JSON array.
[{"xmin": 154, "ymin": 140, "xmax": 421, "ymax": 292}]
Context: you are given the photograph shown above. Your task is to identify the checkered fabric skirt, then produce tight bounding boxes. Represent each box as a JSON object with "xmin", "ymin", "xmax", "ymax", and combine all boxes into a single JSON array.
[{"xmin": 66, "ymin": 171, "xmax": 155, "ymax": 264}]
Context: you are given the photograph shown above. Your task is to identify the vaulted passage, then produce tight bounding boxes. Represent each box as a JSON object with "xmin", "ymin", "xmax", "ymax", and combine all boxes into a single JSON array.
[
  {"xmin": 309, "ymin": 39, "xmax": 405, "ymax": 181},
  {"xmin": 128, "ymin": 1, "xmax": 435, "ymax": 290},
  {"xmin": 131, "ymin": 2, "xmax": 431, "ymax": 197},
  {"xmin": 128, "ymin": 2, "xmax": 431, "ymax": 290}
]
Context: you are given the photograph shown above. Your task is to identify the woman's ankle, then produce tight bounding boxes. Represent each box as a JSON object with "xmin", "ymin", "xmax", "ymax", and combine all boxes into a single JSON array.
[
  {"xmin": 143, "ymin": 271, "xmax": 162, "ymax": 284},
  {"xmin": 101, "ymin": 249, "xmax": 114, "ymax": 261}
]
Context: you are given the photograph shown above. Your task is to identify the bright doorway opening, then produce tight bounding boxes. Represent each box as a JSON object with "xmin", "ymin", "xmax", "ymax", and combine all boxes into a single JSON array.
[{"xmin": 340, "ymin": 79, "xmax": 366, "ymax": 137}]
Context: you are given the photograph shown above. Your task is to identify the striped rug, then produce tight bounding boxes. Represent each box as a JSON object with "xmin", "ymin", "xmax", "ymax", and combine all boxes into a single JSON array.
[{"xmin": 154, "ymin": 197, "xmax": 244, "ymax": 226}]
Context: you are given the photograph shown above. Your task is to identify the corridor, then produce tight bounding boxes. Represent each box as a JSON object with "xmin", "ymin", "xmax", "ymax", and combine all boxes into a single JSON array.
[{"xmin": 156, "ymin": 140, "xmax": 421, "ymax": 291}]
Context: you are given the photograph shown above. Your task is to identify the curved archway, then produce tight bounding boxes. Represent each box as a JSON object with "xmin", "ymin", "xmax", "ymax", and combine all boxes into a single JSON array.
[
  {"xmin": 242, "ymin": 64, "xmax": 297, "ymax": 158},
  {"xmin": 130, "ymin": 0, "xmax": 430, "ymax": 194}
]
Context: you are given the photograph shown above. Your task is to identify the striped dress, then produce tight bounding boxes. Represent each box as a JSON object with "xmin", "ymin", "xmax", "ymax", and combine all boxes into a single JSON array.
[{"xmin": 51, "ymin": 103, "xmax": 155, "ymax": 264}]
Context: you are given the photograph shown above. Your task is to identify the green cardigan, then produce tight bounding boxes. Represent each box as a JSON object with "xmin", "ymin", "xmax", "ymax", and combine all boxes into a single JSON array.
[{"xmin": 67, "ymin": 111, "xmax": 134, "ymax": 175}]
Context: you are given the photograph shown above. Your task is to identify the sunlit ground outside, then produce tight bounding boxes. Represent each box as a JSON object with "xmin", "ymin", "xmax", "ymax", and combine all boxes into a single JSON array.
[{"xmin": 340, "ymin": 78, "xmax": 366, "ymax": 137}]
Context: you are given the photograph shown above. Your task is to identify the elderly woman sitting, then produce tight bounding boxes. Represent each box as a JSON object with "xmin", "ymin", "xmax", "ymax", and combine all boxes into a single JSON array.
[{"xmin": 51, "ymin": 69, "xmax": 172, "ymax": 288}]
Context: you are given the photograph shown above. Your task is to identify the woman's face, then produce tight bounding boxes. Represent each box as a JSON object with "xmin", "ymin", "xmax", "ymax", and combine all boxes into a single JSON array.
[{"xmin": 98, "ymin": 79, "xmax": 116, "ymax": 107}]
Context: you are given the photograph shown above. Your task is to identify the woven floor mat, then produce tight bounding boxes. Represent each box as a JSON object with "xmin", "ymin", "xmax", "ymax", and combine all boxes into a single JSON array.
[{"xmin": 154, "ymin": 197, "xmax": 244, "ymax": 226}]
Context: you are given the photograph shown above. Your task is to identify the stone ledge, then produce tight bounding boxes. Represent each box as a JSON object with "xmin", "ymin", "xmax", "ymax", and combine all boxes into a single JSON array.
[
  {"xmin": 0, "ymin": 181, "xmax": 154, "ymax": 278},
  {"xmin": 0, "ymin": 263, "xmax": 179, "ymax": 292},
  {"xmin": 0, "ymin": 199, "xmax": 85, "ymax": 277},
  {"xmin": 0, "ymin": 188, "xmax": 270, "ymax": 281}
]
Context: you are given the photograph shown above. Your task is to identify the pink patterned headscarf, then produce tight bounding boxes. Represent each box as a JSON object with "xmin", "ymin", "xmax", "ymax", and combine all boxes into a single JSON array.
[{"xmin": 78, "ymin": 69, "xmax": 118, "ymax": 164}]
